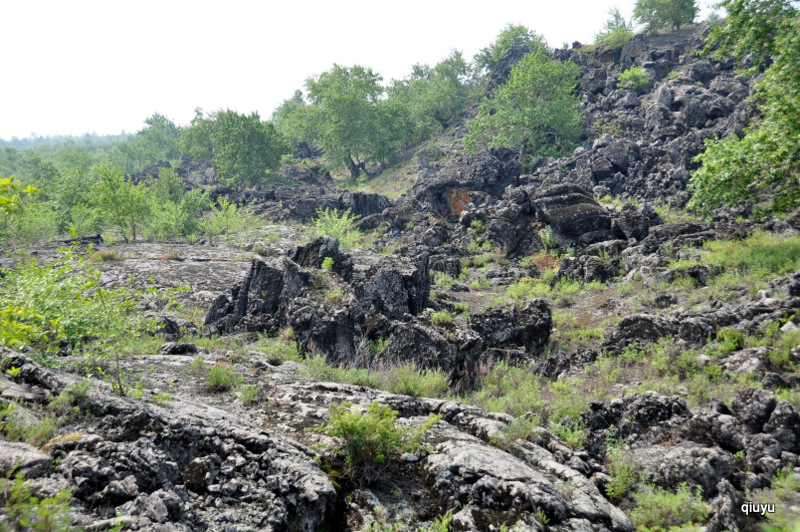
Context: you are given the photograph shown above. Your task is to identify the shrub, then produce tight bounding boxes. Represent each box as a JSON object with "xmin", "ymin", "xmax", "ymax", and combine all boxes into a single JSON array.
[
  {"xmin": 256, "ymin": 335, "xmax": 302, "ymax": 365},
  {"xmin": 430, "ymin": 311, "xmax": 453, "ymax": 326},
  {"xmin": 707, "ymin": 327, "xmax": 744, "ymax": 357},
  {"xmin": 325, "ymin": 401, "xmax": 440, "ymax": 486},
  {"xmin": 239, "ymin": 385, "xmax": 260, "ymax": 405},
  {"xmin": 0, "ymin": 249, "xmax": 177, "ymax": 360},
  {"xmin": 540, "ymin": 226, "xmax": 558, "ymax": 250},
  {"xmin": 321, "ymin": 257, "xmax": 334, "ymax": 271},
  {"xmin": 468, "ymin": 219, "xmax": 486, "ymax": 233},
  {"xmin": 0, "ymin": 473, "xmax": 76, "ymax": 531},
  {"xmin": 206, "ymin": 362, "xmax": 242, "ymax": 391},
  {"xmin": 311, "ymin": 207, "xmax": 362, "ymax": 247},
  {"xmin": 605, "ymin": 432, "xmax": 638, "ymax": 502},
  {"xmin": 619, "ymin": 66, "xmax": 650, "ymax": 94},
  {"xmin": 629, "ymin": 483, "xmax": 709, "ymax": 531}
]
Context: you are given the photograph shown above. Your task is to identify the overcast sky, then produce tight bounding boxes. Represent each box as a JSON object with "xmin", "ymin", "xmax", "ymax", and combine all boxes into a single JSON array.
[{"xmin": 1, "ymin": 0, "xmax": 717, "ymax": 141}]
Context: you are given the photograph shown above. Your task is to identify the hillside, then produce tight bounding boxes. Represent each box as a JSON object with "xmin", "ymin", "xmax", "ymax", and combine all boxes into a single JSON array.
[{"xmin": 2, "ymin": 19, "xmax": 800, "ymax": 532}]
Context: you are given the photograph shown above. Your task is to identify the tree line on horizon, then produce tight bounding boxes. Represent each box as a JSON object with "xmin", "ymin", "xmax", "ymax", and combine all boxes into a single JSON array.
[{"xmin": 2, "ymin": 0, "xmax": 798, "ymax": 247}]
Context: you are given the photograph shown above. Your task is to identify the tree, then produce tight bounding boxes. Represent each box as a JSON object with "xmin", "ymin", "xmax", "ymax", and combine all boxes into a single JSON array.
[
  {"xmin": 179, "ymin": 108, "xmax": 215, "ymax": 160},
  {"xmin": 304, "ymin": 65, "xmax": 392, "ymax": 177},
  {"xmin": 689, "ymin": 1, "xmax": 800, "ymax": 216},
  {"xmin": 465, "ymin": 52, "xmax": 582, "ymax": 165},
  {"xmin": 89, "ymin": 165, "xmax": 150, "ymax": 243},
  {"xmin": 634, "ymin": 0, "xmax": 698, "ymax": 32},
  {"xmin": 210, "ymin": 110, "xmax": 288, "ymax": 188},
  {"xmin": 271, "ymin": 90, "xmax": 310, "ymax": 145},
  {"xmin": 595, "ymin": 7, "xmax": 635, "ymax": 49},
  {"xmin": 387, "ymin": 51, "xmax": 474, "ymax": 144},
  {"xmin": 474, "ymin": 24, "xmax": 549, "ymax": 76}
]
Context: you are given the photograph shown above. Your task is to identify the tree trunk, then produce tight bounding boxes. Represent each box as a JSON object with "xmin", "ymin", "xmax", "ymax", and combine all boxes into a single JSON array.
[{"xmin": 347, "ymin": 154, "xmax": 366, "ymax": 179}]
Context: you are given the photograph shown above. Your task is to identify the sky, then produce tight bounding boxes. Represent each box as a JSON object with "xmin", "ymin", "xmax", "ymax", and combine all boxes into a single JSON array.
[{"xmin": 0, "ymin": 0, "xmax": 717, "ymax": 141}]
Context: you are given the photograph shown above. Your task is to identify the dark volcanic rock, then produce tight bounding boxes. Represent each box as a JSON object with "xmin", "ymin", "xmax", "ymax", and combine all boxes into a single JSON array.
[
  {"xmin": 408, "ymin": 148, "xmax": 523, "ymax": 219},
  {"xmin": 532, "ymin": 184, "xmax": 613, "ymax": 242}
]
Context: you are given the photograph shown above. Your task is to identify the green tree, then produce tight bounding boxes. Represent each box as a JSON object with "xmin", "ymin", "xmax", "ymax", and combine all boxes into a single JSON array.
[
  {"xmin": 271, "ymin": 90, "xmax": 310, "ymax": 145},
  {"xmin": 304, "ymin": 65, "xmax": 392, "ymax": 177},
  {"xmin": 210, "ymin": 110, "xmax": 288, "ymax": 188},
  {"xmin": 689, "ymin": 1, "xmax": 800, "ymax": 216},
  {"xmin": 595, "ymin": 7, "xmax": 635, "ymax": 49},
  {"xmin": 387, "ymin": 50, "xmax": 474, "ymax": 144},
  {"xmin": 179, "ymin": 108, "xmax": 215, "ymax": 160},
  {"xmin": 634, "ymin": 0, "xmax": 698, "ymax": 32},
  {"xmin": 474, "ymin": 24, "xmax": 549, "ymax": 76},
  {"xmin": 465, "ymin": 52, "xmax": 582, "ymax": 164},
  {"xmin": 89, "ymin": 165, "xmax": 150, "ymax": 243}
]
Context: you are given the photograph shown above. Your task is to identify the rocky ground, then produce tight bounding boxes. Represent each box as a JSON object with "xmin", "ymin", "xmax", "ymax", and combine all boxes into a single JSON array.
[{"xmin": 3, "ymin": 22, "xmax": 800, "ymax": 532}]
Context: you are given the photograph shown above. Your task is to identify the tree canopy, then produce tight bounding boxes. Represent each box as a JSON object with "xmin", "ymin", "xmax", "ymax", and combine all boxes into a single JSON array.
[
  {"xmin": 689, "ymin": 0, "xmax": 800, "ymax": 216},
  {"xmin": 634, "ymin": 0, "xmax": 698, "ymax": 32},
  {"xmin": 465, "ymin": 52, "xmax": 582, "ymax": 165}
]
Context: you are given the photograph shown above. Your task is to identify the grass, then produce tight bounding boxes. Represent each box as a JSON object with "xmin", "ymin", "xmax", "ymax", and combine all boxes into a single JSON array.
[
  {"xmin": 304, "ymin": 356, "xmax": 451, "ymax": 399},
  {"xmin": 206, "ymin": 362, "xmax": 242, "ymax": 391},
  {"xmin": 605, "ymin": 431, "xmax": 638, "ymax": 502},
  {"xmin": 255, "ymin": 334, "xmax": 303, "ymax": 365},
  {"xmin": 430, "ymin": 311, "xmax": 453, "ymax": 326},
  {"xmin": 629, "ymin": 484, "xmax": 709, "ymax": 531}
]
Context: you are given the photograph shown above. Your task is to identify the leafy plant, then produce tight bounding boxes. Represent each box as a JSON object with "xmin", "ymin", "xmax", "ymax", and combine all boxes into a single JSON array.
[
  {"xmin": 605, "ymin": 431, "xmax": 638, "ymax": 502},
  {"xmin": 311, "ymin": 207, "xmax": 363, "ymax": 248},
  {"xmin": 430, "ymin": 311, "xmax": 453, "ymax": 326},
  {"xmin": 618, "ymin": 66, "xmax": 650, "ymax": 94},
  {"xmin": 324, "ymin": 401, "xmax": 440, "ymax": 486},
  {"xmin": 0, "ymin": 249, "xmax": 164, "ymax": 359},
  {"xmin": 629, "ymin": 483, "xmax": 709, "ymax": 531},
  {"xmin": 0, "ymin": 473, "xmax": 76, "ymax": 531},
  {"xmin": 466, "ymin": 52, "xmax": 582, "ymax": 164},
  {"xmin": 206, "ymin": 362, "xmax": 242, "ymax": 391},
  {"xmin": 239, "ymin": 385, "xmax": 260, "ymax": 405}
]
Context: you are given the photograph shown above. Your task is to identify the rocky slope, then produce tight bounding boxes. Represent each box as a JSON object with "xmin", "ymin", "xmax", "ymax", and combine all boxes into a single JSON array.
[{"xmin": 3, "ymin": 23, "xmax": 800, "ymax": 532}]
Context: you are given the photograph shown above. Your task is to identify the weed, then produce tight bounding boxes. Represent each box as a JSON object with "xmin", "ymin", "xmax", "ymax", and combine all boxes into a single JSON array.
[
  {"xmin": 605, "ymin": 431, "xmax": 638, "ymax": 502},
  {"xmin": 311, "ymin": 207, "xmax": 362, "ymax": 248},
  {"xmin": 468, "ymin": 219, "xmax": 487, "ymax": 233},
  {"xmin": 239, "ymin": 385, "xmax": 260, "ymax": 405},
  {"xmin": 629, "ymin": 483, "xmax": 709, "ymax": 531},
  {"xmin": 431, "ymin": 271, "xmax": 458, "ymax": 290},
  {"xmin": 207, "ymin": 362, "xmax": 242, "ymax": 391},
  {"xmin": 321, "ymin": 257, "xmax": 334, "ymax": 271},
  {"xmin": 540, "ymin": 226, "xmax": 558, "ymax": 251},
  {"xmin": 431, "ymin": 311, "xmax": 453, "ymax": 326},
  {"xmin": 0, "ymin": 472, "xmax": 76, "ymax": 531},
  {"xmin": 188, "ymin": 355, "xmax": 206, "ymax": 375},
  {"xmin": 256, "ymin": 334, "xmax": 303, "ymax": 365},
  {"xmin": 324, "ymin": 401, "xmax": 440, "ymax": 486}
]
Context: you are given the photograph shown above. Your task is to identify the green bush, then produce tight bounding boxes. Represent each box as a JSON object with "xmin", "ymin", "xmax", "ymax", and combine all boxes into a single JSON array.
[
  {"xmin": 430, "ymin": 311, "xmax": 453, "ymax": 326},
  {"xmin": 619, "ymin": 66, "xmax": 650, "ymax": 94},
  {"xmin": 605, "ymin": 432, "xmax": 639, "ymax": 502},
  {"xmin": 594, "ymin": 8, "xmax": 635, "ymax": 50},
  {"xmin": 239, "ymin": 385, "xmax": 260, "ymax": 405},
  {"xmin": 629, "ymin": 483, "xmax": 709, "ymax": 531},
  {"xmin": 206, "ymin": 362, "xmax": 242, "ymax": 391},
  {"xmin": 0, "ymin": 249, "xmax": 162, "ymax": 359},
  {"xmin": 311, "ymin": 207, "xmax": 363, "ymax": 248},
  {"xmin": 466, "ymin": 52, "xmax": 582, "ymax": 164},
  {"xmin": 0, "ymin": 473, "xmax": 76, "ymax": 531},
  {"xmin": 325, "ymin": 401, "xmax": 440, "ymax": 486}
]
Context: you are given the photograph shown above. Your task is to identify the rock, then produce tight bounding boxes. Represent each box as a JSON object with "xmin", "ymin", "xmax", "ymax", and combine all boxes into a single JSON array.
[
  {"xmin": 732, "ymin": 388, "xmax": 777, "ymax": 433},
  {"xmin": 409, "ymin": 148, "xmax": 523, "ymax": 219},
  {"xmin": 157, "ymin": 342, "xmax": 198, "ymax": 356},
  {"xmin": 532, "ymin": 185, "xmax": 612, "ymax": 240},
  {"xmin": 0, "ymin": 440, "xmax": 51, "ymax": 478}
]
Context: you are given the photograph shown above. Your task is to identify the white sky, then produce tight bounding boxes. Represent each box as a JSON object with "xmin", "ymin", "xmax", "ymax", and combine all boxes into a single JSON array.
[{"xmin": 1, "ymin": 0, "xmax": 717, "ymax": 141}]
